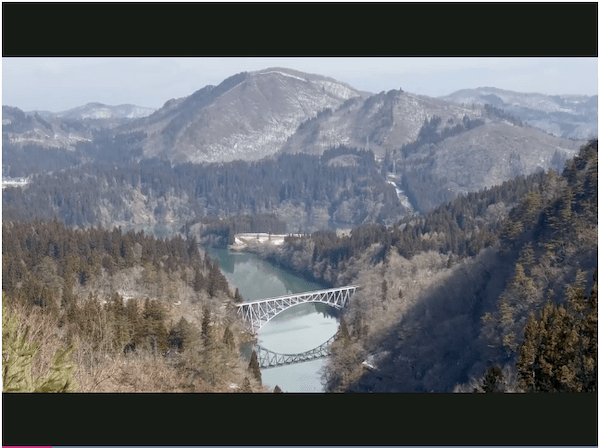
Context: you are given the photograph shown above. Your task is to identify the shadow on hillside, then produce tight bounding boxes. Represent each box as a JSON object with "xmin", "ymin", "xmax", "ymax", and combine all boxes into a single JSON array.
[{"xmin": 347, "ymin": 246, "xmax": 520, "ymax": 392}]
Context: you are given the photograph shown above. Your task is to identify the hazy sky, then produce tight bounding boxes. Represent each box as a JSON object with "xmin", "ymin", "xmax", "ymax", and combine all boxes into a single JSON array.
[{"xmin": 2, "ymin": 57, "xmax": 598, "ymax": 113}]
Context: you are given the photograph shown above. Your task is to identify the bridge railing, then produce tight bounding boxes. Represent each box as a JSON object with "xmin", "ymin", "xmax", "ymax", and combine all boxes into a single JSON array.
[{"xmin": 235, "ymin": 285, "xmax": 359, "ymax": 307}]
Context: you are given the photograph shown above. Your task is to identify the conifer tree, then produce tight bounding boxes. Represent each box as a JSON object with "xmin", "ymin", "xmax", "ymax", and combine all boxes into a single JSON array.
[
  {"xmin": 273, "ymin": 385, "xmax": 283, "ymax": 393},
  {"xmin": 233, "ymin": 288, "xmax": 244, "ymax": 304},
  {"xmin": 201, "ymin": 306, "xmax": 214, "ymax": 349},
  {"xmin": 223, "ymin": 326, "xmax": 235, "ymax": 350},
  {"xmin": 169, "ymin": 317, "xmax": 190, "ymax": 352},
  {"xmin": 193, "ymin": 269, "xmax": 205, "ymax": 293},
  {"xmin": 248, "ymin": 350, "xmax": 262, "ymax": 385},
  {"xmin": 517, "ymin": 273, "xmax": 597, "ymax": 392},
  {"xmin": 481, "ymin": 365, "xmax": 504, "ymax": 393},
  {"xmin": 240, "ymin": 376, "xmax": 252, "ymax": 393},
  {"xmin": 142, "ymin": 299, "xmax": 169, "ymax": 355}
]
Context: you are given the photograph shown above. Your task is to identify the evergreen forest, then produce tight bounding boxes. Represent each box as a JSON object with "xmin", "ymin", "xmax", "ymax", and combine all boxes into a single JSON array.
[
  {"xmin": 2, "ymin": 145, "xmax": 405, "ymax": 233},
  {"xmin": 2, "ymin": 221, "xmax": 268, "ymax": 392},
  {"xmin": 247, "ymin": 140, "xmax": 598, "ymax": 393},
  {"xmin": 2, "ymin": 126, "xmax": 597, "ymax": 394}
]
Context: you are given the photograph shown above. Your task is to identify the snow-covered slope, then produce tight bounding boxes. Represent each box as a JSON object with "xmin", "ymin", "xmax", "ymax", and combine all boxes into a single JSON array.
[
  {"xmin": 121, "ymin": 68, "xmax": 366, "ymax": 163},
  {"xmin": 280, "ymin": 89, "xmax": 483, "ymax": 157},
  {"xmin": 439, "ymin": 87, "xmax": 597, "ymax": 140},
  {"xmin": 36, "ymin": 102, "xmax": 156, "ymax": 120}
]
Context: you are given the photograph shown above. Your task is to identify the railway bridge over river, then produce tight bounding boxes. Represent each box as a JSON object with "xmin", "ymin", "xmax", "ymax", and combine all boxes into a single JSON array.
[
  {"xmin": 237, "ymin": 285, "xmax": 358, "ymax": 369},
  {"xmin": 236, "ymin": 285, "xmax": 357, "ymax": 334}
]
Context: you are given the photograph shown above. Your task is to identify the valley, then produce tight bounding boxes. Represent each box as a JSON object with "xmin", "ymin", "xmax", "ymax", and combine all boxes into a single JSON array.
[{"xmin": 2, "ymin": 66, "xmax": 597, "ymax": 398}]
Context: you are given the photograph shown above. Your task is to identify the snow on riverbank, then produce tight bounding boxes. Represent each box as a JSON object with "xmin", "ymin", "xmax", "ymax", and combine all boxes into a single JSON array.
[{"xmin": 230, "ymin": 233, "xmax": 298, "ymax": 250}]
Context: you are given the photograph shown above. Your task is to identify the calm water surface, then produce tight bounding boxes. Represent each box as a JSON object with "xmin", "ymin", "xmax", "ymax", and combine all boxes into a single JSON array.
[{"xmin": 206, "ymin": 247, "xmax": 339, "ymax": 392}]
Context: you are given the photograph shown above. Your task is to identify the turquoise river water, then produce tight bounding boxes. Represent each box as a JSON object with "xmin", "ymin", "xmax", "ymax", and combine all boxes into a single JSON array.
[{"xmin": 206, "ymin": 247, "xmax": 339, "ymax": 392}]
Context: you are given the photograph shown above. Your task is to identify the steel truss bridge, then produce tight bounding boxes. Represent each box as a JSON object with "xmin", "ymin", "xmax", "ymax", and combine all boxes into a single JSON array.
[
  {"xmin": 237, "ymin": 285, "xmax": 357, "ymax": 369},
  {"xmin": 236, "ymin": 285, "xmax": 358, "ymax": 334},
  {"xmin": 255, "ymin": 333, "xmax": 337, "ymax": 369}
]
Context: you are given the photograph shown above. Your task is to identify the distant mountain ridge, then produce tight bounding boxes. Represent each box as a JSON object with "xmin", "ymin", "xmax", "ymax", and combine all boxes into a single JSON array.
[
  {"xmin": 2, "ymin": 101, "xmax": 155, "ymax": 150},
  {"xmin": 2, "ymin": 105, "xmax": 92, "ymax": 149},
  {"xmin": 4, "ymin": 69, "xmax": 596, "ymax": 160},
  {"xmin": 33, "ymin": 102, "xmax": 156, "ymax": 120},
  {"xmin": 2, "ymin": 68, "xmax": 595, "ymax": 208},
  {"xmin": 439, "ymin": 87, "xmax": 597, "ymax": 140}
]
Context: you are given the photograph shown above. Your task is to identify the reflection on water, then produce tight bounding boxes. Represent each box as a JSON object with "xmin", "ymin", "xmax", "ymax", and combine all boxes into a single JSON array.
[
  {"xmin": 207, "ymin": 248, "xmax": 322, "ymax": 302},
  {"xmin": 258, "ymin": 303, "xmax": 338, "ymax": 353},
  {"xmin": 206, "ymin": 247, "xmax": 339, "ymax": 392}
]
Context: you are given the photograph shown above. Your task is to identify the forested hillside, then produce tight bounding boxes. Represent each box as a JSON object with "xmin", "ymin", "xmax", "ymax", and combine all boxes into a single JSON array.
[
  {"xmin": 255, "ymin": 140, "xmax": 597, "ymax": 393},
  {"xmin": 257, "ymin": 168, "xmax": 548, "ymax": 285},
  {"xmin": 2, "ymin": 128, "xmax": 147, "ymax": 177},
  {"xmin": 2, "ymin": 146, "xmax": 406, "ymax": 233},
  {"xmin": 2, "ymin": 221, "xmax": 268, "ymax": 392},
  {"xmin": 396, "ymin": 120, "xmax": 583, "ymax": 213},
  {"xmin": 2, "ymin": 63, "xmax": 596, "ymax": 395}
]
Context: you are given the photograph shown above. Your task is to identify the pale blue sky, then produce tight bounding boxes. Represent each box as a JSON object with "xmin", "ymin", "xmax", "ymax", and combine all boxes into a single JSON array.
[{"xmin": 2, "ymin": 57, "xmax": 598, "ymax": 113}]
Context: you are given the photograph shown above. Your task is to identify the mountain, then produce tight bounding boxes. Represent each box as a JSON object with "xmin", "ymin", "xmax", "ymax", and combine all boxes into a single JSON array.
[
  {"xmin": 275, "ymin": 85, "xmax": 586, "ymax": 213},
  {"xmin": 439, "ymin": 87, "xmax": 598, "ymax": 140},
  {"xmin": 397, "ymin": 121, "xmax": 585, "ymax": 212},
  {"xmin": 1, "ymin": 68, "xmax": 592, "ymax": 229},
  {"xmin": 280, "ymin": 89, "xmax": 483, "ymax": 157},
  {"xmin": 2, "ymin": 102, "xmax": 155, "ymax": 150},
  {"xmin": 35, "ymin": 102, "xmax": 155, "ymax": 120},
  {"xmin": 119, "ymin": 67, "xmax": 367, "ymax": 163},
  {"xmin": 2, "ymin": 105, "xmax": 92, "ymax": 149}
]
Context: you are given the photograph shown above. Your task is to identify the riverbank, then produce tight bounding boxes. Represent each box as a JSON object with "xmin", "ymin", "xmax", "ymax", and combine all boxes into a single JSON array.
[{"xmin": 229, "ymin": 233, "xmax": 305, "ymax": 251}]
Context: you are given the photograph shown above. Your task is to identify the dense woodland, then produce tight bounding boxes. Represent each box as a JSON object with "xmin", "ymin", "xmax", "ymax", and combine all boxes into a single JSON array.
[
  {"xmin": 2, "ymin": 106, "xmax": 597, "ymax": 394},
  {"xmin": 334, "ymin": 140, "xmax": 597, "ymax": 392},
  {"xmin": 2, "ymin": 221, "xmax": 268, "ymax": 392},
  {"xmin": 258, "ymin": 169, "xmax": 548, "ymax": 285},
  {"xmin": 255, "ymin": 140, "xmax": 597, "ymax": 392},
  {"xmin": 2, "ymin": 145, "xmax": 405, "ymax": 231}
]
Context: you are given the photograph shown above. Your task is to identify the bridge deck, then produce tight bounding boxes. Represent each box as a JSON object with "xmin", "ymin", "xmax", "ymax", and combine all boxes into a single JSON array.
[
  {"xmin": 236, "ymin": 285, "xmax": 358, "ymax": 334},
  {"xmin": 236, "ymin": 285, "xmax": 359, "ymax": 307}
]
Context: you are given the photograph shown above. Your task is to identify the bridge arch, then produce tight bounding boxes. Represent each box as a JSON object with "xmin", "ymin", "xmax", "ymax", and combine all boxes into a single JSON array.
[
  {"xmin": 237, "ymin": 285, "xmax": 357, "ymax": 334},
  {"xmin": 255, "ymin": 333, "xmax": 336, "ymax": 369}
]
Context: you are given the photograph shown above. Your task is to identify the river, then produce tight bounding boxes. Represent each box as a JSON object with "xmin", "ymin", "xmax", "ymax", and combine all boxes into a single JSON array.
[{"xmin": 205, "ymin": 247, "xmax": 339, "ymax": 392}]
